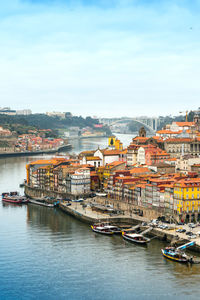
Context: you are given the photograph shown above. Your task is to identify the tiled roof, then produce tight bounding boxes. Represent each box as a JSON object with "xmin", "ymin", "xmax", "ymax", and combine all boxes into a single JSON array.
[
  {"xmin": 103, "ymin": 150, "xmax": 122, "ymax": 155},
  {"xmin": 86, "ymin": 156, "xmax": 102, "ymax": 161},
  {"xmin": 175, "ymin": 122, "xmax": 195, "ymax": 127},
  {"xmin": 130, "ymin": 167, "xmax": 151, "ymax": 174}
]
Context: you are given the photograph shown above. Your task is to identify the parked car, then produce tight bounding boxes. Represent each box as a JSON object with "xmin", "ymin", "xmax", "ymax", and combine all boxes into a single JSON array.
[
  {"xmin": 188, "ymin": 234, "xmax": 197, "ymax": 239},
  {"xmin": 89, "ymin": 193, "xmax": 96, "ymax": 198},
  {"xmin": 188, "ymin": 223, "xmax": 196, "ymax": 228},
  {"xmin": 142, "ymin": 222, "xmax": 148, "ymax": 226},
  {"xmin": 186, "ymin": 231, "xmax": 193, "ymax": 236},
  {"xmin": 176, "ymin": 229, "xmax": 186, "ymax": 233}
]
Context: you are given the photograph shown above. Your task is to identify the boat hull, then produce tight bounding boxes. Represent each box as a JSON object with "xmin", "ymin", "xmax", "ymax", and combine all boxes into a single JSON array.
[
  {"xmin": 2, "ymin": 198, "xmax": 22, "ymax": 204},
  {"xmin": 122, "ymin": 233, "xmax": 150, "ymax": 244},
  {"xmin": 91, "ymin": 226, "xmax": 114, "ymax": 235},
  {"xmin": 29, "ymin": 199, "xmax": 55, "ymax": 208},
  {"xmin": 161, "ymin": 249, "xmax": 188, "ymax": 263}
]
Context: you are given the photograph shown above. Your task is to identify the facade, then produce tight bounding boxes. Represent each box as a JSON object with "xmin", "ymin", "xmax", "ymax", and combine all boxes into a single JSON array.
[
  {"xmin": 174, "ymin": 179, "xmax": 200, "ymax": 222},
  {"xmin": 164, "ymin": 138, "xmax": 200, "ymax": 157}
]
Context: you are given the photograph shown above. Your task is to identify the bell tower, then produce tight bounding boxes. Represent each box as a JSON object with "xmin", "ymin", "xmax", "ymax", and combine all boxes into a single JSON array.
[{"xmin": 139, "ymin": 127, "xmax": 146, "ymax": 137}]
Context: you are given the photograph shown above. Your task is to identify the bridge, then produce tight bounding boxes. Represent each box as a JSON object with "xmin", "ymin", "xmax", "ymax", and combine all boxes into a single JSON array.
[{"xmin": 100, "ymin": 117, "xmax": 158, "ymax": 134}]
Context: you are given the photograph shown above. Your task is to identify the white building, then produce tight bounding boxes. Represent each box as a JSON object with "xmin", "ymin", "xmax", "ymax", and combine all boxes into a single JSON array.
[
  {"xmin": 137, "ymin": 147, "xmax": 146, "ymax": 165},
  {"xmin": 70, "ymin": 168, "xmax": 91, "ymax": 195}
]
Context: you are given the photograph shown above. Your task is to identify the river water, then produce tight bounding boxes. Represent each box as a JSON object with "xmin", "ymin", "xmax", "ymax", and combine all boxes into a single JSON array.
[{"xmin": 0, "ymin": 135, "xmax": 200, "ymax": 300}]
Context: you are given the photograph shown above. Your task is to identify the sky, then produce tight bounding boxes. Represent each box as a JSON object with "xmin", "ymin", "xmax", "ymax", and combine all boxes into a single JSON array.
[{"xmin": 1, "ymin": 0, "xmax": 200, "ymax": 117}]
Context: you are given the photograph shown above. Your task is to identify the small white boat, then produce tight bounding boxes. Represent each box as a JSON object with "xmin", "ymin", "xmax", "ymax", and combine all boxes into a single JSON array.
[
  {"xmin": 91, "ymin": 225, "xmax": 114, "ymax": 235},
  {"xmin": 29, "ymin": 199, "xmax": 55, "ymax": 208},
  {"xmin": 122, "ymin": 232, "xmax": 150, "ymax": 244}
]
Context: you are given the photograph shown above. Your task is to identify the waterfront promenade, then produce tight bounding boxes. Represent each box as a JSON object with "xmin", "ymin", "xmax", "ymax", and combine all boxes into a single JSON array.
[
  {"xmin": 0, "ymin": 143, "xmax": 72, "ymax": 158},
  {"xmin": 60, "ymin": 199, "xmax": 200, "ymax": 253}
]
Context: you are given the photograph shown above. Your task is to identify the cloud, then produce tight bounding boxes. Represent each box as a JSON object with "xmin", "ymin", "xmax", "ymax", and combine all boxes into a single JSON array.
[{"xmin": 0, "ymin": 0, "xmax": 200, "ymax": 116}]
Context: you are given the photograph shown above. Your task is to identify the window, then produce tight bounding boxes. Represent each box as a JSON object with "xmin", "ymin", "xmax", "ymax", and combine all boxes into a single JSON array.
[
  {"xmin": 198, "ymin": 194, "xmax": 200, "ymax": 199},
  {"xmin": 186, "ymin": 188, "xmax": 189, "ymax": 192},
  {"xmin": 186, "ymin": 194, "xmax": 189, "ymax": 199},
  {"xmin": 192, "ymin": 194, "xmax": 194, "ymax": 199},
  {"xmin": 192, "ymin": 188, "xmax": 194, "ymax": 191}
]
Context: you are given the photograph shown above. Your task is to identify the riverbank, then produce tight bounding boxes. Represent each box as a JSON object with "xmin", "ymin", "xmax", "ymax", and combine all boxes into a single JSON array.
[
  {"xmin": 68, "ymin": 134, "xmax": 108, "ymax": 140},
  {"xmin": 0, "ymin": 143, "xmax": 72, "ymax": 158},
  {"xmin": 59, "ymin": 200, "xmax": 200, "ymax": 253}
]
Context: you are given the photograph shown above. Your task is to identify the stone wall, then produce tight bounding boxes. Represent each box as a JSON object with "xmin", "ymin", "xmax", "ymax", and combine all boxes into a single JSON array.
[{"xmin": 24, "ymin": 184, "xmax": 91, "ymax": 201}]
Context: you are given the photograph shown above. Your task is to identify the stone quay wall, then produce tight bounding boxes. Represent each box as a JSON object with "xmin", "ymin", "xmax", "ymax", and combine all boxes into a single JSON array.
[{"xmin": 24, "ymin": 185, "xmax": 90, "ymax": 201}]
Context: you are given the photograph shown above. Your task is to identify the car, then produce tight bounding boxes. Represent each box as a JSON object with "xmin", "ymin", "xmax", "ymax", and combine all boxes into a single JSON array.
[
  {"xmin": 178, "ymin": 222, "xmax": 185, "ymax": 225},
  {"xmin": 180, "ymin": 229, "xmax": 186, "ymax": 233},
  {"xmin": 162, "ymin": 225, "xmax": 169, "ymax": 229},
  {"xmin": 188, "ymin": 234, "xmax": 197, "ymax": 239},
  {"xmin": 188, "ymin": 223, "xmax": 196, "ymax": 228},
  {"xmin": 142, "ymin": 222, "xmax": 148, "ymax": 226},
  {"xmin": 186, "ymin": 231, "xmax": 193, "ymax": 236},
  {"xmin": 89, "ymin": 193, "xmax": 96, "ymax": 198}
]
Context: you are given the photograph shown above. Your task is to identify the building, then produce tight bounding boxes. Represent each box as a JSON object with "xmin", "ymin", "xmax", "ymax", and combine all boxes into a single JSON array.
[
  {"xmin": 174, "ymin": 178, "xmax": 200, "ymax": 222},
  {"xmin": 16, "ymin": 109, "xmax": 32, "ymax": 115},
  {"xmin": 0, "ymin": 107, "xmax": 16, "ymax": 115}
]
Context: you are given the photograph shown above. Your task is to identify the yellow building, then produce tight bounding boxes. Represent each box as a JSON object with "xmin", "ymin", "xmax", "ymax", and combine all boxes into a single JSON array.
[
  {"xmin": 108, "ymin": 135, "xmax": 116, "ymax": 148},
  {"xmin": 174, "ymin": 179, "xmax": 200, "ymax": 215},
  {"xmin": 103, "ymin": 161, "xmax": 126, "ymax": 189}
]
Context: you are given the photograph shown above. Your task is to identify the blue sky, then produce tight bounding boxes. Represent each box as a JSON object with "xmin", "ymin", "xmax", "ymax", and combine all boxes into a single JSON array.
[{"xmin": 1, "ymin": 0, "xmax": 200, "ymax": 117}]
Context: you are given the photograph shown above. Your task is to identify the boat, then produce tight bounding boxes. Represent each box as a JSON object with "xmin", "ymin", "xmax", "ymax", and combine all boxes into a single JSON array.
[
  {"xmin": 28, "ymin": 199, "xmax": 55, "ymax": 208},
  {"xmin": 122, "ymin": 232, "xmax": 150, "ymax": 244},
  {"xmin": 161, "ymin": 241, "xmax": 196, "ymax": 263},
  {"xmin": 91, "ymin": 225, "xmax": 114, "ymax": 235},
  {"xmin": 2, "ymin": 192, "xmax": 29, "ymax": 204},
  {"xmin": 2, "ymin": 197, "xmax": 23, "ymax": 204},
  {"xmin": 92, "ymin": 222, "xmax": 121, "ymax": 234}
]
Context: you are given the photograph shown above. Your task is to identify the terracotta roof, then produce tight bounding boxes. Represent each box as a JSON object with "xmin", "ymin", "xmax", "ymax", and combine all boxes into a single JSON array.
[
  {"xmin": 106, "ymin": 161, "xmax": 125, "ymax": 167},
  {"xmin": 175, "ymin": 122, "xmax": 195, "ymax": 127},
  {"xmin": 156, "ymin": 130, "xmax": 182, "ymax": 134},
  {"xmin": 130, "ymin": 167, "xmax": 151, "ymax": 174},
  {"xmin": 165, "ymin": 138, "xmax": 192, "ymax": 143},
  {"xmin": 90, "ymin": 171, "xmax": 98, "ymax": 176},
  {"xmin": 103, "ymin": 150, "xmax": 122, "ymax": 156},
  {"xmin": 86, "ymin": 156, "xmax": 102, "ymax": 161}
]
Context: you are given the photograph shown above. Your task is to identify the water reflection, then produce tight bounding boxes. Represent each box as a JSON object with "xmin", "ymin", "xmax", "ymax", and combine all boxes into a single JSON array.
[{"xmin": 1, "ymin": 137, "xmax": 200, "ymax": 299}]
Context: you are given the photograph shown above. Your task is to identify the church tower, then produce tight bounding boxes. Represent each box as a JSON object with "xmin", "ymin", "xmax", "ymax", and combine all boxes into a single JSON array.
[{"xmin": 139, "ymin": 127, "xmax": 146, "ymax": 137}]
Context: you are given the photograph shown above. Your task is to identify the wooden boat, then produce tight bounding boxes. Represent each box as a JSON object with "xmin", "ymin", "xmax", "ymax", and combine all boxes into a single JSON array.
[
  {"xmin": 103, "ymin": 225, "xmax": 122, "ymax": 234},
  {"xmin": 2, "ymin": 197, "xmax": 23, "ymax": 204},
  {"xmin": 93, "ymin": 223, "xmax": 121, "ymax": 234},
  {"xmin": 161, "ymin": 241, "xmax": 196, "ymax": 263},
  {"xmin": 28, "ymin": 199, "xmax": 55, "ymax": 208},
  {"xmin": 2, "ymin": 192, "xmax": 28, "ymax": 204},
  {"xmin": 91, "ymin": 225, "xmax": 114, "ymax": 235},
  {"xmin": 122, "ymin": 232, "xmax": 150, "ymax": 244},
  {"xmin": 161, "ymin": 248, "xmax": 189, "ymax": 263}
]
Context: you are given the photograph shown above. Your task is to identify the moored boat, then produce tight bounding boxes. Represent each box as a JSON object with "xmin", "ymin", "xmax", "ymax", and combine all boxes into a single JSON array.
[
  {"xmin": 91, "ymin": 225, "xmax": 114, "ymax": 235},
  {"xmin": 161, "ymin": 241, "xmax": 196, "ymax": 263},
  {"xmin": 93, "ymin": 222, "xmax": 121, "ymax": 234},
  {"xmin": 2, "ymin": 197, "xmax": 23, "ymax": 204},
  {"xmin": 2, "ymin": 192, "xmax": 29, "ymax": 204},
  {"xmin": 28, "ymin": 199, "xmax": 55, "ymax": 208},
  {"xmin": 161, "ymin": 248, "xmax": 189, "ymax": 263},
  {"xmin": 122, "ymin": 232, "xmax": 150, "ymax": 244}
]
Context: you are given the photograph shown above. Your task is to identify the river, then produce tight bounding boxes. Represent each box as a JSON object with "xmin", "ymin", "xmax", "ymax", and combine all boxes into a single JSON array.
[{"xmin": 0, "ymin": 135, "xmax": 199, "ymax": 300}]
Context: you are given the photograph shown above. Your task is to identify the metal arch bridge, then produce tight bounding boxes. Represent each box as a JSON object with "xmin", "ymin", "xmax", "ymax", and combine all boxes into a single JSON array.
[{"xmin": 101, "ymin": 118, "xmax": 157, "ymax": 134}]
